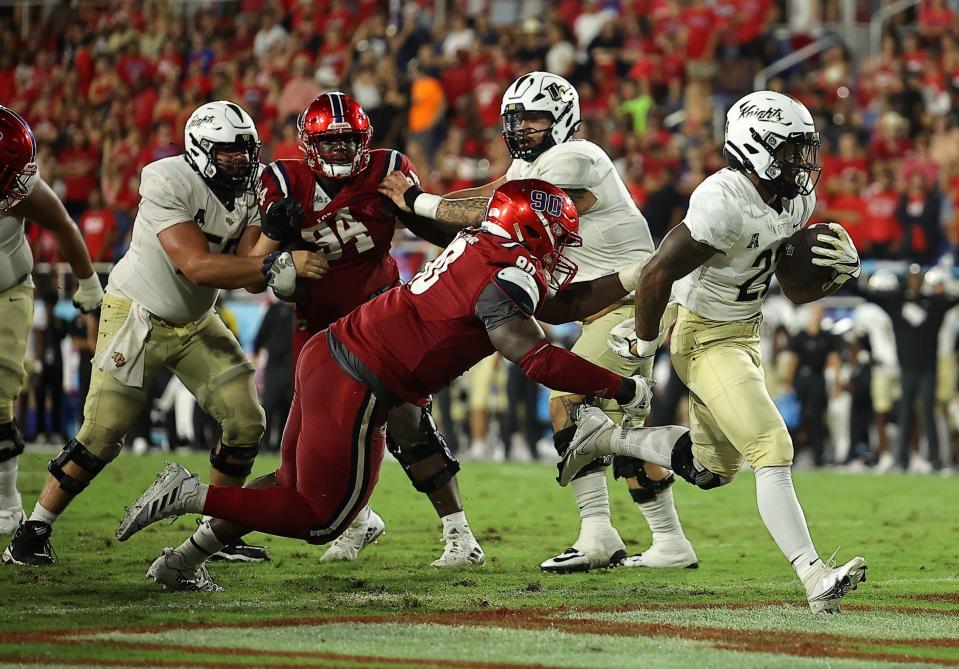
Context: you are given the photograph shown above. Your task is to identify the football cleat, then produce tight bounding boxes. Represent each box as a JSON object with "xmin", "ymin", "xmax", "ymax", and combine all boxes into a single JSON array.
[
  {"xmin": 431, "ymin": 527, "xmax": 485, "ymax": 568},
  {"xmin": 557, "ymin": 407, "xmax": 617, "ymax": 486},
  {"xmin": 2, "ymin": 520, "xmax": 56, "ymax": 566},
  {"xmin": 147, "ymin": 547, "xmax": 223, "ymax": 592},
  {"xmin": 116, "ymin": 462, "xmax": 203, "ymax": 542},
  {"xmin": 804, "ymin": 552, "xmax": 868, "ymax": 614},
  {"xmin": 0, "ymin": 492, "xmax": 24, "ymax": 534},
  {"xmin": 319, "ymin": 508, "xmax": 385, "ymax": 562},
  {"xmin": 540, "ymin": 525, "xmax": 626, "ymax": 574},
  {"xmin": 622, "ymin": 538, "xmax": 699, "ymax": 569},
  {"xmin": 210, "ymin": 538, "xmax": 270, "ymax": 562}
]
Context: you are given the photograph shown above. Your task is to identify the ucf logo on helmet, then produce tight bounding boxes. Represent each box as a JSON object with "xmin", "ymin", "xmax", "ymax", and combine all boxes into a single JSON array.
[{"xmin": 738, "ymin": 104, "xmax": 784, "ymax": 123}]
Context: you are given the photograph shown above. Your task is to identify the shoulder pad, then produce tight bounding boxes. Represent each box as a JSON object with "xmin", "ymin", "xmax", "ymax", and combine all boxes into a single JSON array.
[{"xmin": 493, "ymin": 265, "xmax": 542, "ymax": 317}]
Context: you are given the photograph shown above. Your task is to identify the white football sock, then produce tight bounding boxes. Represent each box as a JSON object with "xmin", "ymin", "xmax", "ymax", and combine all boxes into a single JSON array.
[
  {"xmin": 572, "ymin": 470, "xmax": 612, "ymax": 530},
  {"xmin": 176, "ymin": 521, "xmax": 226, "ymax": 572},
  {"xmin": 441, "ymin": 510, "xmax": 473, "ymax": 537},
  {"xmin": 29, "ymin": 502, "xmax": 59, "ymax": 526},
  {"xmin": 754, "ymin": 466, "xmax": 822, "ymax": 583},
  {"xmin": 614, "ymin": 426, "xmax": 689, "ymax": 469},
  {"xmin": 0, "ymin": 458, "xmax": 19, "ymax": 506},
  {"xmin": 636, "ymin": 486, "xmax": 687, "ymax": 543}
]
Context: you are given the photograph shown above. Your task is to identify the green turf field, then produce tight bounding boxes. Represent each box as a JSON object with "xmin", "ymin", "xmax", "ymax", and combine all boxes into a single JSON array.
[{"xmin": 2, "ymin": 449, "xmax": 957, "ymax": 668}]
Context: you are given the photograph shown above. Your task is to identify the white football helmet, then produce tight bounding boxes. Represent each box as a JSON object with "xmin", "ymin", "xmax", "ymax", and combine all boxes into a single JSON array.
[
  {"xmin": 724, "ymin": 91, "xmax": 820, "ymax": 199},
  {"xmin": 867, "ymin": 268, "xmax": 899, "ymax": 292},
  {"xmin": 184, "ymin": 100, "xmax": 261, "ymax": 195},
  {"xmin": 500, "ymin": 71, "xmax": 580, "ymax": 161},
  {"xmin": 922, "ymin": 266, "xmax": 949, "ymax": 295}
]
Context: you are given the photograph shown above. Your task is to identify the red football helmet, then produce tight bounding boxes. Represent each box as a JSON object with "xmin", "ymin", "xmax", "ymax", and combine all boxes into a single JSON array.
[
  {"xmin": 298, "ymin": 92, "xmax": 372, "ymax": 179},
  {"xmin": 484, "ymin": 179, "xmax": 582, "ymax": 290},
  {"xmin": 0, "ymin": 105, "xmax": 38, "ymax": 213}
]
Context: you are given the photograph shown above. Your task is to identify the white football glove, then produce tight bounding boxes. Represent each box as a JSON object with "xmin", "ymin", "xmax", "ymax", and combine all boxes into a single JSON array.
[
  {"xmin": 811, "ymin": 222, "xmax": 860, "ymax": 290},
  {"xmin": 72, "ymin": 274, "xmax": 104, "ymax": 313},
  {"xmin": 618, "ymin": 374, "xmax": 654, "ymax": 421},
  {"xmin": 263, "ymin": 251, "xmax": 297, "ymax": 298},
  {"xmin": 608, "ymin": 318, "xmax": 658, "ymax": 362}
]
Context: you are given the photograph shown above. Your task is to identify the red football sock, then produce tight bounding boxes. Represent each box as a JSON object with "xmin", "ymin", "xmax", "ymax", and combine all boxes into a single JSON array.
[{"xmin": 203, "ymin": 485, "xmax": 317, "ymax": 540}]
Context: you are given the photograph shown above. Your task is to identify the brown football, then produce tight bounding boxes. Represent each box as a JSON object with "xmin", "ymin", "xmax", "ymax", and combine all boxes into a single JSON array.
[{"xmin": 777, "ymin": 223, "xmax": 838, "ymax": 290}]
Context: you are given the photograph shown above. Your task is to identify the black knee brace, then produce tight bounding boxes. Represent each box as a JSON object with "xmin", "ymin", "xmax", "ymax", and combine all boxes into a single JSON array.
[
  {"xmin": 612, "ymin": 456, "xmax": 675, "ymax": 503},
  {"xmin": 387, "ymin": 407, "xmax": 460, "ymax": 494},
  {"xmin": 0, "ymin": 420, "xmax": 25, "ymax": 463},
  {"xmin": 554, "ymin": 425, "xmax": 609, "ymax": 480},
  {"xmin": 210, "ymin": 442, "xmax": 260, "ymax": 478},
  {"xmin": 670, "ymin": 433, "xmax": 729, "ymax": 490},
  {"xmin": 48, "ymin": 439, "xmax": 107, "ymax": 496}
]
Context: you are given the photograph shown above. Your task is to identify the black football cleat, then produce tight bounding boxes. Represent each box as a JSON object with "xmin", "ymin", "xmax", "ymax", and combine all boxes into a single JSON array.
[{"xmin": 3, "ymin": 521, "xmax": 57, "ymax": 566}]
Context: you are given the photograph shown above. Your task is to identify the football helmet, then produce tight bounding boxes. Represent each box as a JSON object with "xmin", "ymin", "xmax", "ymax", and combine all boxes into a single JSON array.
[
  {"xmin": 0, "ymin": 105, "xmax": 38, "ymax": 213},
  {"xmin": 184, "ymin": 100, "xmax": 261, "ymax": 196},
  {"xmin": 298, "ymin": 93, "xmax": 372, "ymax": 179},
  {"xmin": 501, "ymin": 72, "xmax": 580, "ymax": 161},
  {"xmin": 483, "ymin": 179, "xmax": 582, "ymax": 290},
  {"xmin": 724, "ymin": 91, "xmax": 820, "ymax": 199}
]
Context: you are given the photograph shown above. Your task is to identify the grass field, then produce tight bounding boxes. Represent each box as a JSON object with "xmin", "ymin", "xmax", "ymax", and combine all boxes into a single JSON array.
[{"xmin": 2, "ymin": 449, "xmax": 958, "ymax": 668}]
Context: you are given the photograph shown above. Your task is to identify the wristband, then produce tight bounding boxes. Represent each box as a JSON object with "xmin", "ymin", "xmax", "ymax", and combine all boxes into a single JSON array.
[
  {"xmin": 402, "ymin": 184, "xmax": 424, "ymax": 211},
  {"xmin": 412, "ymin": 192, "xmax": 443, "ymax": 219},
  {"xmin": 634, "ymin": 337, "xmax": 658, "ymax": 358}
]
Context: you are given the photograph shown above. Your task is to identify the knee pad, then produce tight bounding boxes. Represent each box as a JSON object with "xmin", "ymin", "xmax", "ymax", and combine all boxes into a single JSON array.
[
  {"xmin": 388, "ymin": 407, "xmax": 460, "ymax": 494},
  {"xmin": 670, "ymin": 433, "xmax": 731, "ymax": 491},
  {"xmin": 48, "ymin": 439, "xmax": 108, "ymax": 496},
  {"xmin": 554, "ymin": 425, "xmax": 609, "ymax": 480},
  {"xmin": 204, "ymin": 372, "xmax": 266, "ymax": 449},
  {"xmin": 612, "ymin": 456, "xmax": 675, "ymax": 503},
  {"xmin": 0, "ymin": 420, "xmax": 25, "ymax": 463},
  {"xmin": 210, "ymin": 442, "xmax": 260, "ymax": 479}
]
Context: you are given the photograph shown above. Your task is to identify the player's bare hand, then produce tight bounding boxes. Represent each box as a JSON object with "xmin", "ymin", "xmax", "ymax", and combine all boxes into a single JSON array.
[
  {"xmin": 291, "ymin": 250, "xmax": 328, "ymax": 279},
  {"xmin": 378, "ymin": 170, "xmax": 416, "ymax": 213}
]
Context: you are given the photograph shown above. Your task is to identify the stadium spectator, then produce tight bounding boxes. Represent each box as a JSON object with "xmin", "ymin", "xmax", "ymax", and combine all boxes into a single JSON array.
[{"xmin": 78, "ymin": 190, "xmax": 117, "ymax": 263}]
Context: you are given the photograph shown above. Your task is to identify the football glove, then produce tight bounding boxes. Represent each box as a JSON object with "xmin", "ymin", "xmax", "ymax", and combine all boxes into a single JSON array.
[
  {"xmin": 811, "ymin": 222, "xmax": 860, "ymax": 290},
  {"xmin": 618, "ymin": 374, "xmax": 654, "ymax": 421},
  {"xmin": 608, "ymin": 318, "xmax": 658, "ymax": 361},
  {"xmin": 72, "ymin": 274, "xmax": 104, "ymax": 313},
  {"xmin": 262, "ymin": 198, "xmax": 304, "ymax": 245},
  {"xmin": 263, "ymin": 251, "xmax": 297, "ymax": 298}
]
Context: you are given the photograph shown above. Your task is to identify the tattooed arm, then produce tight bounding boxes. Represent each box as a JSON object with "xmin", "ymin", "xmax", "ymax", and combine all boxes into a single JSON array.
[
  {"xmin": 634, "ymin": 223, "xmax": 716, "ymax": 341},
  {"xmin": 380, "ymin": 172, "xmax": 507, "ymax": 226}
]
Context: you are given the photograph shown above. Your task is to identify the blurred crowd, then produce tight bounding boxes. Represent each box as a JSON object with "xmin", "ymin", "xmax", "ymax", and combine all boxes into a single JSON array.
[{"xmin": 5, "ymin": 0, "xmax": 959, "ymax": 471}]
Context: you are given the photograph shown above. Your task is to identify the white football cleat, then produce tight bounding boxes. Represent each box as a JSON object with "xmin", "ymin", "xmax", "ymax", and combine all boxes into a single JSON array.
[
  {"xmin": 622, "ymin": 538, "xmax": 699, "ymax": 569},
  {"xmin": 116, "ymin": 462, "xmax": 203, "ymax": 541},
  {"xmin": 319, "ymin": 508, "xmax": 385, "ymax": 562},
  {"xmin": 540, "ymin": 525, "xmax": 626, "ymax": 573},
  {"xmin": 431, "ymin": 527, "xmax": 485, "ymax": 567},
  {"xmin": 0, "ymin": 492, "xmax": 24, "ymax": 535},
  {"xmin": 804, "ymin": 553, "xmax": 868, "ymax": 613},
  {"xmin": 557, "ymin": 407, "xmax": 617, "ymax": 487},
  {"xmin": 874, "ymin": 452, "xmax": 896, "ymax": 474},
  {"xmin": 147, "ymin": 547, "xmax": 223, "ymax": 592}
]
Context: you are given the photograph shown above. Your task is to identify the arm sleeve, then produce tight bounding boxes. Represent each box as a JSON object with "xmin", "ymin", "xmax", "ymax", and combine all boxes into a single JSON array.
[
  {"xmin": 137, "ymin": 164, "xmax": 196, "ymax": 235},
  {"xmin": 682, "ymin": 183, "xmax": 743, "ymax": 254},
  {"xmin": 518, "ymin": 341, "xmax": 626, "ymax": 399}
]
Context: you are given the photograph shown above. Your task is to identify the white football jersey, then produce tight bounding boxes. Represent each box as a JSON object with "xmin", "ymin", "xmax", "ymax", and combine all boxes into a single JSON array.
[
  {"xmin": 0, "ymin": 171, "xmax": 39, "ymax": 292},
  {"xmin": 853, "ymin": 302, "xmax": 897, "ymax": 368},
  {"xmin": 938, "ymin": 304, "xmax": 959, "ymax": 357},
  {"xmin": 505, "ymin": 140, "xmax": 653, "ymax": 283},
  {"xmin": 108, "ymin": 156, "xmax": 261, "ymax": 324},
  {"xmin": 673, "ymin": 168, "xmax": 816, "ymax": 321}
]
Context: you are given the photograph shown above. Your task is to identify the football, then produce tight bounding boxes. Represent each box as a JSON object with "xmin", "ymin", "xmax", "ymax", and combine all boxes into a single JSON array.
[{"xmin": 777, "ymin": 223, "xmax": 839, "ymax": 289}]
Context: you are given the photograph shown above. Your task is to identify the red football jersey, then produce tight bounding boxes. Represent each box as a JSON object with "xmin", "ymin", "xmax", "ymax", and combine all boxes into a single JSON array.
[
  {"xmin": 259, "ymin": 148, "xmax": 417, "ymax": 333},
  {"xmin": 330, "ymin": 230, "xmax": 550, "ymax": 406}
]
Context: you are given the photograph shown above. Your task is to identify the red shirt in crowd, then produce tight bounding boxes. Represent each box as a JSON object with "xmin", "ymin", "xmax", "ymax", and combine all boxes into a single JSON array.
[
  {"xmin": 681, "ymin": 5, "xmax": 718, "ymax": 60},
  {"xmin": 79, "ymin": 207, "xmax": 117, "ymax": 262},
  {"xmin": 59, "ymin": 145, "xmax": 101, "ymax": 204},
  {"xmin": 862, "ymin": 185, "xmax": 901, "ymax": 247}
]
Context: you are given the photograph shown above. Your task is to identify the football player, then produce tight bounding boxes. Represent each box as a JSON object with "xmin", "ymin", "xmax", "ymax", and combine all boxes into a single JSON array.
[
  {"xmin": 245, "ymin": 93, "xmax": 485, "ymax": 567},
  {"xmin": 0, "ymin": 105, "xmax": 104, "ymax": 535},
  {"xmin": 558, "ymin": 92, "xmax": 868, "ymax": 613},
  {"xmin": 3, "ymin": 101, "xmax": 326, "ymax": 566},
  {"xmin": 115, "ymin": 180, "xmax": 655, "ymax": 591},
  {"xmin": 379, "ymin": 72, "xmax": 697, "ymax": 573}
]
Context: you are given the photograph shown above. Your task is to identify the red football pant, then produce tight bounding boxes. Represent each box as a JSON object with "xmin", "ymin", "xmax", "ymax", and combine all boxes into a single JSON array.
[{"xmin": 204, "ymin": 334, "xmax": 387, "ymax": 543}]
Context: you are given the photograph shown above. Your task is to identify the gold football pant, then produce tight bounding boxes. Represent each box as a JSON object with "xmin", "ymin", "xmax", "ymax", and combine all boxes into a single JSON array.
[
  {"xmin": 0, "ymin": 283, "xmax": 34, "ymax": 424},
  {"xmin": 77, "ymin": 293, "xmax": 264, "ymax": 461},
  {"xmin": 670, "ymin": 306, "xmax": 793, "ymax": 480}
]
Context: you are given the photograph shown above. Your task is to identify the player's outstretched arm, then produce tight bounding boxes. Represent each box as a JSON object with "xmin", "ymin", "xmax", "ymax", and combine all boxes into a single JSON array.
[
  {"xmin": 379, "ymin": 171, "xmax": 506, "ymax": 227},
  {"xmin": 15, "ymin": 178, "xmax": 103, "ymax": 311},
  {"xmin": 158, "ymin": 220, "xmax": 326, "ymax": 290},
  {"xmin": 538, "ymin": 253, "xmax": 651, "ymax": 324},
  {"xmin": 635, "ymin": 223, "xmax": 716, "ymax": 341}
]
